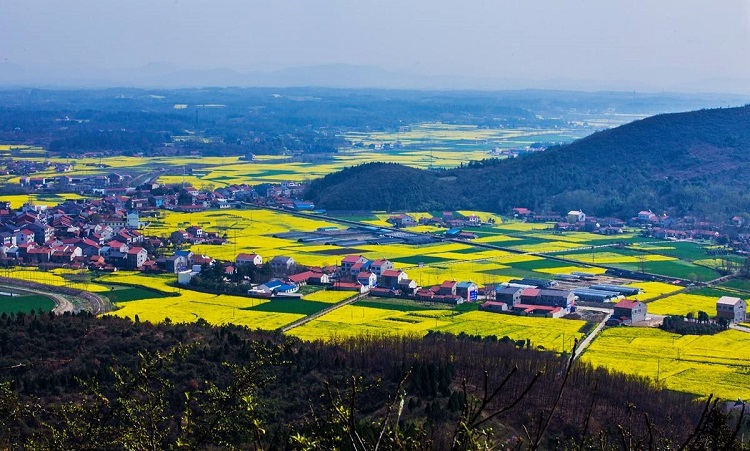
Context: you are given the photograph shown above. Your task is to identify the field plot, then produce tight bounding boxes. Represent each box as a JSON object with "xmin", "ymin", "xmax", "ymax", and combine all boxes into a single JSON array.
[
  {"xmin": 645, "ymin": 287, "xmax": 741, "ymax": 316},
  {"xmin": 102, "ymin": 272, "xmax": 304, "ymax": 330},
  {"xmin": 582, "ymin": 327, "xmax": 750, "ymax": 400},
  {"xmin": 0, "ymin": 293, "xmax": 55, "ymax": 314},
  {"xmin": 0, "ymin": 267, "xmax": 111, "ymax": 293},
  {"xmin": 0, "ymin": 193, "xmax": 87, "ymax": 209},
  {"xmin": 290, "ymin": 299, "xmax": 585, "ymax": 352},
  {"xmin": 646, "ymin": 293, "xmax": 719, "ymax": 316},
  {"xmin": 302, "ymin": 290, "xmax": 355, "ymax": 304}
]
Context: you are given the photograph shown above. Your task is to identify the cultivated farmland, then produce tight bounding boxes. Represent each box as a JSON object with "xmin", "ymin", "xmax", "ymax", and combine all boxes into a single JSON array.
[{"xmin": 582, "ymin": 327, "xmax": 750, "ymax": 400}]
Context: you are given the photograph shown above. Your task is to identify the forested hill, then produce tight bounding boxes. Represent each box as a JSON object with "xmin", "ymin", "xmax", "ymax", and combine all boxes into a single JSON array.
[{"xmin": 307, "ymin": 105, "xmax": 750, "ymax": 218}]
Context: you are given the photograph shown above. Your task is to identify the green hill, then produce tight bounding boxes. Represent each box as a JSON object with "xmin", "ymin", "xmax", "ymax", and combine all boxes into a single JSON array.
[{"xmin": 307, "ymin": 105, "xmax": 750, "ymax": 218}]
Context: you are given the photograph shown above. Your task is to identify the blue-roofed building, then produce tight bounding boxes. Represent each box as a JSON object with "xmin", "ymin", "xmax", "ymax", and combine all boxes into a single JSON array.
[
  {"xmin": 293, "ymin": 201, "xmax": 315, "ymax": 211},
  {"xmin": 256, "ymin": 279, "xmax": 299, "ymax": 295},
  {"xmin": 445, "ymin": 228, "xmax": 462, "ymax": 238},
  {"xmin": 456, "ymin": 281, "xmax": 478, "ymax": 302}
]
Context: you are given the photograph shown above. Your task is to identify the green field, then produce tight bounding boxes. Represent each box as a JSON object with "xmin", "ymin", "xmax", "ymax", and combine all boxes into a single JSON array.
[
  {"xmin": 0, "ymin": 293, "xmax": 55, "ymax": 314},
  {"xmin": 102, "ymin": 286, "xmax": 172, "ymax": 303},
  {"xmin": 720, "ymin": 278, "xmax": 750, "ymax": 292}
]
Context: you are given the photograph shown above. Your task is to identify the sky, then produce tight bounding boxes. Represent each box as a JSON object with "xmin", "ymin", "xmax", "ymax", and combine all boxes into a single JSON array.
[{"xmin": 1, "ymin": 0, "xmax": 750, "ymax": 91}]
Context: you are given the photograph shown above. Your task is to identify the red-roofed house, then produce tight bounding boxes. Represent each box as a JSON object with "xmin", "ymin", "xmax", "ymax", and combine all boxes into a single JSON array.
[
  {"xmin": 379, "ymin": 269, "xmax": 408, "ymax": 288},
  {"xmin": 288, "ymin": 271, "xmax": 317, "ymax": 286},
  {"xmin": 50, "ymin": 245, "xmax": 82, "ymax": 263},
  {"xmin": 333, "ymin": 281, "xmax": 368, "ymax": 293},
  {"xmin": 369, "ymin": 259, "xmax": 394, "ymax": 276},
  {"xmin": 613, "ymin": 300, "xmax": 647, "ymax": 323},
  {"xmin": 480, "ymin": 301, "xmax": 509, "ymax": 312},
  {"xmin": 510, "ymin": 303, "xmax": 565, "ymax": 318},
  {"xmin": 437, "ymin": 280, "xmax": 457, "ymax": 296},
  {"xmin": 126, "ymin": 247, "xmax": 148, "ymax": 269},
  {"xmin": 512, "ymin": 207, "xmax": 533, "ymax": 218},
  {"xmin": 357, "ymin": 271, "xmax": 377, "ymax": 288},
  {"xmin": 235, "ymin": 253, "xmax": 262, "ymax": 266},
  {"xmin": 520, "ymin": 288, "xmax": 541, "ymax": 304},
  {"xmin": 341, "ymin": 255, "xmax": 368, "ymax": 273}
]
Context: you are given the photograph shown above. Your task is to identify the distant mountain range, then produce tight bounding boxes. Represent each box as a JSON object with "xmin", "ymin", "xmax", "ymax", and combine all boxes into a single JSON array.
[
  {"xmin": 3, "ymin": 61, "xmax": 750, "ymax": 94},
  {"xmin": 306, "ymin": 105, "xmax": 750, "ymax": 218}
]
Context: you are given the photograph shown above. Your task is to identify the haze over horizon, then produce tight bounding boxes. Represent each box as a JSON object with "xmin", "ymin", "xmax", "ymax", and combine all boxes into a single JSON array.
[{"xmin": 2, "ymin": 0, "xmax": 750, "ymax": 93}]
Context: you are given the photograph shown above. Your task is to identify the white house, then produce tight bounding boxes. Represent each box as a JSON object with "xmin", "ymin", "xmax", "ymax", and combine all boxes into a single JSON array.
[
  {"xmin": 717, "ymin": 296, "xmax": 747, "ymax": 323},
  {"xmin": 270, "ymin": 256, "xmax": 296, "ymax": 274},
  {"xmin": 567, "ymin": 210, "xmax": 586, "ymax": 223},
  {"xmin": 357, "ymin": 271, "xmax": 378, "ymax": 288},
  {"xmin": 235, "ymin": 252, "xmax": 262, "ymax": 266}
]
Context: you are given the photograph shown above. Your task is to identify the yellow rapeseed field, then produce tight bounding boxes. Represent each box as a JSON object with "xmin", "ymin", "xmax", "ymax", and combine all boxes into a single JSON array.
[
  {"xmin": 627, "ymin": 281, "xmax": 683, "ymax": 300},
  {"xmin": 291, "ymin": 307, "xmax": 584, "ymax": 352},
  {"xmin": 646, "ymin": 293, "xmax": 719, "ymax": 316},
  {"xmin": 303, "ymin": 290, "xmax": 355, "ymax": 304},
  {"xmin": 101, "ymin": 272, "xmax": 303, "ymax": 330},
  {"xmin": 533, "ymin": 266, "xmax": 607, "ymax": 275},
  {"xmin": 582, "ymin": 327, "xmax": 750, "ymax": 400},
  {"xmin": 564, "ymin": 252, "xmax": 676, "ymax": 264}
]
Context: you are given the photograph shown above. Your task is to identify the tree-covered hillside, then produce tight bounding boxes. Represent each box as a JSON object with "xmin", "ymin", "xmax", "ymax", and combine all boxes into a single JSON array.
[
  {"xmin": 307, "ymin": 105, "xmax": 750, "ymax": 218},
  {"xmin": 1, "ymin": 311, "xmax": 734, "ymax": 450}
]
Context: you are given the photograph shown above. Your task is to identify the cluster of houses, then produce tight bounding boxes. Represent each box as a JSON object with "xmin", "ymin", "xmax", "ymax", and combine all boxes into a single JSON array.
[
  {"xmin": 3, "ymin": 159, "xmax": 73, "ymax": 176},
  {"xmin": 0, "ymin": 200, "xmax": 153, "ymax": 271},
  {"xmin": 19, "ymin": 171, "xmax": 133, "ymax": 193},
  {"xmin": 382, "ymin": 211, "xmax": 491, "ymax": 230},
  {"xmin": 512, "ymin": 207, "xmax": 750, "ymax": 250}
]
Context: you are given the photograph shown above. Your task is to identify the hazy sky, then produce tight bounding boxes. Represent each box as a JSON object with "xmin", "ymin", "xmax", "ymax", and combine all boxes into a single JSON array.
[{"xmin": 2, "ymin": 0, "xmax": 750, "ymax": 90}]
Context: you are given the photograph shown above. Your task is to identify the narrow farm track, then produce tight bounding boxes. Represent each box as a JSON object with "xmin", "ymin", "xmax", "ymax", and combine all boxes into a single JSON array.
[
  {"xmin": 281, "ymin": 292, "xmax": 365, "ymax": 332},
  {"xmin": 572, "ymin": 308, "xmax": 612, "ymax": 359}
]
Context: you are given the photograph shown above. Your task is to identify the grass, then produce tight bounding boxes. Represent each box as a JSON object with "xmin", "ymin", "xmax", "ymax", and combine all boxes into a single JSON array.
[
  {"xmin": 242, "ymin": 298, "xmax": 330, "ymax": 316},
  {"xmin": 612, "ymin": 261, "xmax": 720, "ymax": 281},
  {"xmin": 0, "ymin": 293, "xmax": 55, "ymax": 314},
  {"xmin": 582, "ymin": 327, "xmax": 750, "ymax": 400},
  {"xmin": 720, "ymin": 278, "xmax": 750, "ymax": 292}
]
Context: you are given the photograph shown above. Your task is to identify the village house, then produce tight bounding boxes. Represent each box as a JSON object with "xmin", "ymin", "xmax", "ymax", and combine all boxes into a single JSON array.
[
  {"xmin": 436, "ymin": 280, "xmax": 457, "ymax": 296},
  {"xmin": 567, "ymin": 210, "xmax": 586, "ymax": 223},
  {"xmin": 613, "ymin": 300, "xmax": 647, "ymax": 324},
  {"xmin": 456, "ymin": 281, "xmax": 478, "ymax": 302},
  {"xmin": 341, "ymin": 255, "xmax": 368, "ymax": 274},
  {"xmin": 235, "ymin": 252, "xmax": 262, "ymax": 266},
  {"xmin": 165, "ymin": 254, "xmax": 189, "ymax": 273},
  {"xmin": 369, "ymin": 259, "xmax": 394, "ymax": 277},
  {"xmin": 716, "ymin": 296, "xmax": 747, "ymax": 323},
  {"xmin": 270, "ymin": 255, "xmax": 296, "ymax": 275},
  {"xmin": 480, "ymin": 300, "xmax": 509, "ymax": 313},
  {"xmin": 496, "ymin": 286, "xmax": 522, "ymax": 306},
  {"xmin": 379, "ymin": 269, "xmax": 408, "ymax": 288},
  {"xmin": 387, "ymin": 214, "xmax": 416, "ymax": 228},
  {"xmin": 356, "ymin": 271, "xmax": 378, "ymax": 288}
]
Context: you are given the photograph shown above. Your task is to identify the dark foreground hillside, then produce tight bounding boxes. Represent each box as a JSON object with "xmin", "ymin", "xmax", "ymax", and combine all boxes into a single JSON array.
[
  {"xmin": 0, "ymin": 311, "xmax": 745, "ymax": 450},
  {"xmin": 308, "ymin": 105, "xmax": 750, "ymax": 218}
]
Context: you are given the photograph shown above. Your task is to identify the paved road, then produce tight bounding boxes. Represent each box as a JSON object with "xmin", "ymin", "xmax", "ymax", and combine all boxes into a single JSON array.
[
  {"xmin": 730, "ymin": 324, "xmax": 750, "ymax": 334},
  {"xmin": 572, "ymin": 307, "xmax": 612, "ymax": 359}
]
